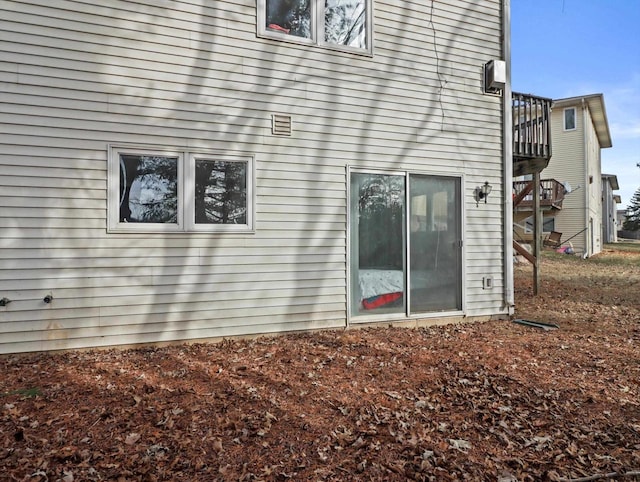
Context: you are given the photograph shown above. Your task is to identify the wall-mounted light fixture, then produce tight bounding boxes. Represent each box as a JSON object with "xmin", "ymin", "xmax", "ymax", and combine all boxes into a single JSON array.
[{"xmin": 474, "ymin": 181, "xmax": 492, "ymax": 207}]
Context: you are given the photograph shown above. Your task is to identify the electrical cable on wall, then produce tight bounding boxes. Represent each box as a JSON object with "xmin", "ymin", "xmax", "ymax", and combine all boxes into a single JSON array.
[{"xmin": 428, "ymin": 0, "xmax": 448, "ymax": 131}]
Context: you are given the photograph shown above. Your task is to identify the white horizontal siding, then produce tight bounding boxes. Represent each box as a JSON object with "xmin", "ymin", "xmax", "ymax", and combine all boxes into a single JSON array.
[
  {"xmin": 1, "ymin": 263, "xmax": 346, "ymax": 284},
  {"xmin": 0, "ymin": 89, "xmax": 503, "ymax": 150},
  {"xmin": 0, "ymin": 245, "xmax": 346, "ymax": 260},
  {"xmin": 0, "ymin": 233, "xmax": 346, "ymax": 249},
  {"xmin": 0, "ymin": 0, "xmax": 506, "ymax": 353},
  {"xmin": 586, "ymin": 120, "xmax": 602, "ymax": 254},
  {"xmin": 1, "ymin": 277, "xmax": 344, "ymax": 303},
  {"xmin": 3, "ymin": 318, "xmax": 346, "ymax": 355},
  {"xmin": 1, "ymin": 290, "xmax": 346, "ymax": 322}
]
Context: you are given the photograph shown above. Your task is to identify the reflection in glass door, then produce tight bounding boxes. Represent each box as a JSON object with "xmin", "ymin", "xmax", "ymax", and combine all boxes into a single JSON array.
[
  {"xmin": 350, "ymin": 173, "xmax": 405, "ymax": 317},
  {"xmin": 408, "ymin": 175, "xmax": 462, "ymax": 312},
  {"xmin": 350, "ymin": 171, "xmax": 462, "ymax": 319}
]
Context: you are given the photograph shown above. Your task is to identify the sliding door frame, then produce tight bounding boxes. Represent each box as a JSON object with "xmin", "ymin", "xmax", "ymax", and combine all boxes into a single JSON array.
[{"xmin": 347, "ymin": 166, "xmax": 466, "ymax": 325}]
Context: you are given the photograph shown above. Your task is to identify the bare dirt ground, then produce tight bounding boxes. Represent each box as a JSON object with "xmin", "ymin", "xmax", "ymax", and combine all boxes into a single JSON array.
[{"xmin": 2, "ymin": 244, "xmax": 639, "ymax": 481}]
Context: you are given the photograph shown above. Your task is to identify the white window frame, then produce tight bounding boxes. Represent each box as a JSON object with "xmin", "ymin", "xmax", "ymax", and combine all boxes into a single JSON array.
[
  {"xmin": 108, "ymin": 145, "xmax": 255, "ymax": 234},
  {"xmin": 563, "ymin": 107, "xmax": 577, "ymax": 131},
  {"xmin": 257, "ymin": 0, "xmax": 373, "ymax": 55}
]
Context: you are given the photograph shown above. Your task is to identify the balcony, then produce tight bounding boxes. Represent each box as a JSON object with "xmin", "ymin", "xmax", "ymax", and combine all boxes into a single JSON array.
[
  {"xmin": 513, "ymin": 92, "xmax": 553, "ymax": 177},
  {"xmin": 513, "ymin": 179, "xmax": 567, "ymax": 211}
]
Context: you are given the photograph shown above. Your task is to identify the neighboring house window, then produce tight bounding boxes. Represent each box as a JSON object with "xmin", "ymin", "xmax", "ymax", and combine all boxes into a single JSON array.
[
  {"xmin": 564, "ymin": 107, "xmax": 576, "ymax": 131},
  {"xmin": 257, "ymin": 0, "xmax": 371, "ymax": 53},
  {"xmin": 524, "ymin": 215, "xmax": 555, "ymax": 234},
  {"xmin": 109, "ymin": 146, "xmax": 254, "ymax": 233}
]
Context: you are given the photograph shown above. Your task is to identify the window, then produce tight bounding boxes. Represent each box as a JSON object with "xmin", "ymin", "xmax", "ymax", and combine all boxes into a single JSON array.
[
  {"xmin": 524, "ymin": 215, "xmax": 555, "ymax": 234},
  {"xmin": 564, "ymin": 107, "xmax": 576, "ymax": 131},
  {"xmin": 258, "ymin": 0, "xmax": 371, "ymax": 53},
  {"xmin": 109, "ymin": 146, "xmax": 254, "ymax": 233}
]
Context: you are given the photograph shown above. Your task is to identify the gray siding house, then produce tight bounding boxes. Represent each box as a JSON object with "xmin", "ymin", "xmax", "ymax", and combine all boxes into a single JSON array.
[
  {"xmin": 539, "ymin": 94, "xmax": 612, "ymax": 256},
  {"xmin": 0, "ymin": 0, "xmax": 514, "ymax": 353},
  {"xmin": 601, "ymin": 174, "xmax": 620, "ymax": 244}
]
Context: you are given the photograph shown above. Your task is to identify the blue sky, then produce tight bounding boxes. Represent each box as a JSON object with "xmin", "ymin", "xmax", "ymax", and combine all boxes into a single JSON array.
[{"xmin": 512, "ymin": 0, "xmax": 640, "ymax": 208}]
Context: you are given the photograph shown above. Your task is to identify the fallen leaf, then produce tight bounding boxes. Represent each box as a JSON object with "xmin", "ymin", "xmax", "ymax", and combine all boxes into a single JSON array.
[
  {"xmin": 125, "ymin": 433, "xmax": 141, "ymax": 446},
  {"xmin": 449, "ymin": 439, "xmax": 472, "ymax": 451}
]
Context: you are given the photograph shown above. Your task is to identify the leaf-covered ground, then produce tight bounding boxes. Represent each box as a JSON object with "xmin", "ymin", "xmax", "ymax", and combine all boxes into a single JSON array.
[{"xmin": 2, "ymin": 245, "xmax": 639, "ymax": 481}]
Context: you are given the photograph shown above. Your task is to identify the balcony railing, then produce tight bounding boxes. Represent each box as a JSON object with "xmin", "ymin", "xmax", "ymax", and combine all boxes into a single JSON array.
[
  {"xmin": 513, "ymin": 179, "xmax": 566, "ymax": 210},
  {"xmin": 513, "ymin": 92, "xmax": 553, "ymax": 176}
]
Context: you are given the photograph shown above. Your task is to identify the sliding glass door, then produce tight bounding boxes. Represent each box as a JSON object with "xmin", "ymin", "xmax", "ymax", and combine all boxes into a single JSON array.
[
  {"xmin": 350, "ymin": 171, "xmax": 461, "ymax": 319},
  {"xmin": 408, "ymin": 175, "xmax": 462, "ymax": 312}
]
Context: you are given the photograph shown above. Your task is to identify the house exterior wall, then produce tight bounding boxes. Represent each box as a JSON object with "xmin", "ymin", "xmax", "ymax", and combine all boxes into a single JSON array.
[
  {"xmin": 539, "ymin": 94, "xmax": 612, "ymax": 257},
  {"xmin": 601, "ymin": 180, "xmax": 616, "ymax": 243},
  {"xmin": 0, "ymin": 0, "xmax": 508, "ymax": 354},
  {"xmin": 542, "ymin": 104, "xmax": 588, "ymax": 253},
  {"xmin": 584, "ymin": 109, "xmax": 602, "ymax": 254}
]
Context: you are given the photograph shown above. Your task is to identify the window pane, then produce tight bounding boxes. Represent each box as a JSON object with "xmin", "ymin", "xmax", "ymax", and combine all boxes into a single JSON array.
[
  {"xmin": 524, "ymin": 216, "xmax": 555, "ymax": 233},
  {"xmin": 119, "ymin": 155, "xmax": 178, "ymax": 223},
  {"xmin": 564, "ymin": 108, "xmax": 576, "ymax": 130},
  {"xmin": 195, "ymin": 160, "xmax": 247, "ymax": 225},
  {"xmin": 266, "ymin": 0, "xmax": 311, "ymax": 38},
  {"xmin": 544, "ymin": 217, "xmax": 555, "ymax": 232},
  {"xmin": 350, "ymin": 173, "xmax": 405, "ymax": 317},
  {"xmin": 325, "ymin": 0, "xmax": 367, "ymax": 48},
  {"xmin": 409, "ymin": 175, "xmax": 461, "ymax": 313}
]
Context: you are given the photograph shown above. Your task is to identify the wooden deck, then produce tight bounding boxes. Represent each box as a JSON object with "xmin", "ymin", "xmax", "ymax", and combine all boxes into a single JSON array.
[
  {"xmin": 512, "ymin": 92, "xmax": 553, "ymax": 176},
  {"xmin": 513, "ymin": 179, "xmax": 566, "ymax": 211}
]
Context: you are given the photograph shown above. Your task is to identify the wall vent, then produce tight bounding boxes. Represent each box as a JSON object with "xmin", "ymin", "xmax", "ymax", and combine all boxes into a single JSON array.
[{"xmin": 272, "ymin": 114, "xmax": 292, "ymax": 136}]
